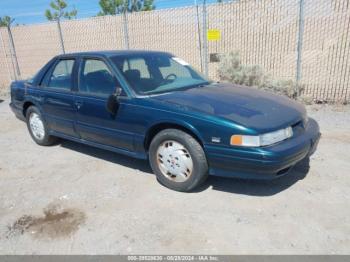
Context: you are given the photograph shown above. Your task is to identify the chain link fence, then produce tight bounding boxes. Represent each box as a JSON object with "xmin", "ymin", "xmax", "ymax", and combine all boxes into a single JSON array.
[{"xmin": 0, "ymin": 0, "xmax": 349, "ymax": 102}]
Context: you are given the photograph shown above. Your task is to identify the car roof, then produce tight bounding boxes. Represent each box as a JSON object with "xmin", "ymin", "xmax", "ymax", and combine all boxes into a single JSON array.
[{"xmin": 57, "ymin": 50, "xmax": 172, "ymax": 58}]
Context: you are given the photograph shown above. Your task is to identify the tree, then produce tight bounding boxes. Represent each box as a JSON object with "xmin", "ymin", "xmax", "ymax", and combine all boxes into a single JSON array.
[
  {"xmin": 142, "ymin": 0, "xmax": 154, "ymax": 11},
  {"xmin": 97, "ymin": 0, "xmax": 123, "ymax": 15},
  {"xmin": 97, "ymin": 0, "xmax": 155, "ymax": 16},
  {"xmin": 45, "ymin": 0, "xmax": 77, "ymax": 21},
  {"xmin": 0, "ymin": 16, "xmax": 14, "ymax": 27}
]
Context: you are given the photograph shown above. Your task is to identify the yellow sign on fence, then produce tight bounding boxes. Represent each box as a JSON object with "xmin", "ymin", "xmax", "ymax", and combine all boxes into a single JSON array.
[{"xmin": 207, "ymin": 29, "xmax": 221, "ymax": 41}]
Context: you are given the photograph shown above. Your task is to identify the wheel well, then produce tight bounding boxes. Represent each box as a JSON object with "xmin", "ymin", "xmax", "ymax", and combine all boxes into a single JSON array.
[
  {"xmin": 23, "ymin": 101, "xmax": 34, "ymax": 117},
  {"xmin": 144, "ymin": 123, "xmax": 203, "ymax": 151}
]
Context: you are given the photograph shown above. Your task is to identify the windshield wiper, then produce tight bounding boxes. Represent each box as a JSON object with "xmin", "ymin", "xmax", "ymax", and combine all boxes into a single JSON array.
[{"xmin": 144, "ymin": 81, "xmax": 211, "ymax": 96}]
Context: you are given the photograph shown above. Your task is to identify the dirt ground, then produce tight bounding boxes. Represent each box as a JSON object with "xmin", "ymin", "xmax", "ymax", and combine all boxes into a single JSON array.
[{"xmin": 0, "ymin": 96, "xmax": 349, "ymax": 254}]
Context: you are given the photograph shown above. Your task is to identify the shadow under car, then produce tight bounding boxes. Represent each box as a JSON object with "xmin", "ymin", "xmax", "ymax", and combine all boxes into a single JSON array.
[{"xmin": 59, "ymin": 139, "xmax": 310, "ymax": 196}]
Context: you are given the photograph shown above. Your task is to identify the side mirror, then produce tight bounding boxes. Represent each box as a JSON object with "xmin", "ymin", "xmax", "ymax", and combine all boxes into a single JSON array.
[{"xmin": 106, "ymin": 87, "xmax": 123, "ymax": 114}]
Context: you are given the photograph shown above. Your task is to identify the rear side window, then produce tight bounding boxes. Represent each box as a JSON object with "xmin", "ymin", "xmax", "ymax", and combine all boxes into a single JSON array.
[
  {"xmin": 79, "ymin": 59, "xmax": 117, "ymax": 97},
  {"xmin": 47, "ymin": 59, "xmax": 74, "ymax": 90}
]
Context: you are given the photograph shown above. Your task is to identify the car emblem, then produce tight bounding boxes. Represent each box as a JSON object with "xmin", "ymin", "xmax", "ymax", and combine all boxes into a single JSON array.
[{"xmin": 211, "ymin": 137, "xmax": 221, "ymax": 143}]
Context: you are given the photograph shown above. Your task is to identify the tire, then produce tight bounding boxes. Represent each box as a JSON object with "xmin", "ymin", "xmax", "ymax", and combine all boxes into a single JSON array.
[
  {"xmin": 26, "ymin": 106, "xmax": 57, "ymax": 146},
  {"xmin": 149, "ymin": 129, "xmax": 208, "ymax": 192}
]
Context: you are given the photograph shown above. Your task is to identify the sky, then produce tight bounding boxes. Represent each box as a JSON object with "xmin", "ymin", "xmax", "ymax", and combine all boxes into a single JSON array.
[{"xmin": 0, "ymin": 0, "xmax": 221, "ymax": 25}]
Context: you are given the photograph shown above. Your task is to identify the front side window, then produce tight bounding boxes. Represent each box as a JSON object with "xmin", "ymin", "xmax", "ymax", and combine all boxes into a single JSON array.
[
  {"xmin": 111, "ymin": 54, "xmax": 209, "ymax": 95},
  {"xmin": 79, "ymin": 59, "xmax": 117, "ymax": 97},
  {"xmin": 47, "ymin": 59, "xmax": 75, "ymax": 90}
]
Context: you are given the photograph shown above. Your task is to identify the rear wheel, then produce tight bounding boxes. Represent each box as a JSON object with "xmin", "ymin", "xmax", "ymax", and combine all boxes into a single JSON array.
[
  {"xmin": 149, "ymin": 129, "xmax": 208, "ymax": 192},
  {"xmin": 26, "ymin": 106, "xmax": 57, "ymax": 146}
]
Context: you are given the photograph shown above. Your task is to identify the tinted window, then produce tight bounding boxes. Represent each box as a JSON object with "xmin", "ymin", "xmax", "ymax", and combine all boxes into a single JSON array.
[
  {"xmin": 79, "ymin": 59, "xmax": 117, "ymax": 97},
  {"xmin": 47, "ymin": 59, "xmax": 74, "ymax": 90}
]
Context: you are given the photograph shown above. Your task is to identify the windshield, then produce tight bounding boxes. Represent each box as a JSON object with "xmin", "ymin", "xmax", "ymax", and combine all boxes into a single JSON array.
[{"xmin": 110, "ymin": 53, "xmax": 210, "ymax": 95}]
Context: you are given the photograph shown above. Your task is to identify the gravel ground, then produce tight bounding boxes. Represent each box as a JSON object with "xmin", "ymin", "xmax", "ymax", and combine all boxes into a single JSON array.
[{"xmin": 0, "ymin": 97, "xmax": 349, "ymax": 254}]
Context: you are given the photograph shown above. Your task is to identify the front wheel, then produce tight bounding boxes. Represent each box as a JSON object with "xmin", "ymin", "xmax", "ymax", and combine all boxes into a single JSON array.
[
  {"xmin": 26, "ymin": 106, "xmax": 57, "ymax": 146},
  {"xmin": 149, "ymin": 129, "xmax": 208, "ymax": 192}
]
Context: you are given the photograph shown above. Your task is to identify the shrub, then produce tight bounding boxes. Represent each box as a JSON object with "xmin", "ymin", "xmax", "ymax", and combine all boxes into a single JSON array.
[{"xmin": 218, "ymin": 51, "xmax": 302, "ymax": 99}]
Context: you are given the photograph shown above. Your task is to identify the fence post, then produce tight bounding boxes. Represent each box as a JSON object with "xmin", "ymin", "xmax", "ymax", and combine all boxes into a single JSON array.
[
  {"xmin": 7, "ymin": 26, "xmax": 21, "ymax": 79},
  {"xmin": 57, "ymin": 19, "xmax": 65, "ymax": 54},
  {"xmin": 122, "ymin": 11, "xmax": 130, "ymax": 49},
  {"xmin": 202, "ymin": 0, "xmax": 208, "ymax": 77},
  {"xmin": 296, "ymin": 0, "xmax": 305, "ymax": 96},
  {"xmin": 0, "ymin": 28, "xmax": 15, "ymax": 82},
  {"xmin": 195, "ymin": 0, "xmax": 203, "ymax": 72}
]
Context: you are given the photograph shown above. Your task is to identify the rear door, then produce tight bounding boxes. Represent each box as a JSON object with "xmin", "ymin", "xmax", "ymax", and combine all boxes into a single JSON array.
[
  {"xmin": 39, "ymin": 58, "xmax": 79, "ymax": 138},
  {"xmin": 74, "ymin": 57, "xmax": 134, "ymax": 151}
]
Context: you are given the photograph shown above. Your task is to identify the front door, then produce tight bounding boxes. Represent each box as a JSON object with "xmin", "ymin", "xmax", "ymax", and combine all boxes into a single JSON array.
[{"xmin": 74, "ymin": 58, "xmax": 134, "ymax": 151}]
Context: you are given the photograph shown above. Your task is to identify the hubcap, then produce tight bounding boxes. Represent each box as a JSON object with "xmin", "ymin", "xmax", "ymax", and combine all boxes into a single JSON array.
[
  {"xmin": 29, "ymin": 113, "xmax": 45, "ymax": 140},
  {"xmin": 156, "ymin": 140, "xmax": 193, "ymax": 182}
]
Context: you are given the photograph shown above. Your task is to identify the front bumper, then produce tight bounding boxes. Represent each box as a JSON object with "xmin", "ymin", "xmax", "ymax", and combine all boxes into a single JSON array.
[{"xmin": 205, "ymin": 118, "xmax": 320, "ymax": 179}]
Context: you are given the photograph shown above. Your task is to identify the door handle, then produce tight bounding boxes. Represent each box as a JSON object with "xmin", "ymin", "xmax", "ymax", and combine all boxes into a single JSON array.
[{"xmin": 75, "ymin": 101, "xmax": 83, "ymax": 109}]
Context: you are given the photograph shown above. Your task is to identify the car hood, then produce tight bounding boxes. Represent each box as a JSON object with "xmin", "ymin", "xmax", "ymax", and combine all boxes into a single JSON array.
[{"xmin": 150, "ymin": 83, "xmax": 306, "ymax": 132}]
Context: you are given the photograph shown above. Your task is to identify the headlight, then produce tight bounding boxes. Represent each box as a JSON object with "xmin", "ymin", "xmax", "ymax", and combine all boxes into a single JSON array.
[{"xmin": 230, "ymin": 126, "xmax": 293, "ymax": 147}]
